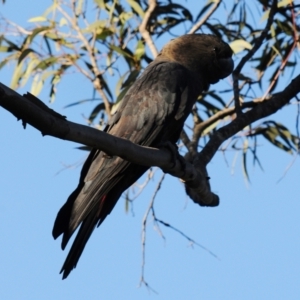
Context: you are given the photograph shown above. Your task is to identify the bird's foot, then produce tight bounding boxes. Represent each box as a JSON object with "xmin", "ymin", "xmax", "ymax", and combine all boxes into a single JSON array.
[{"xmin": 158, "ymin": 141, "xmax": 186, "ymax": 171}]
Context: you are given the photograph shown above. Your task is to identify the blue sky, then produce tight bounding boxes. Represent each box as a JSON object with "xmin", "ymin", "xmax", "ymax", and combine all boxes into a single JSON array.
[{"xmin": 1, "ymin": 1, "xmax": 300, "ymax": 299}]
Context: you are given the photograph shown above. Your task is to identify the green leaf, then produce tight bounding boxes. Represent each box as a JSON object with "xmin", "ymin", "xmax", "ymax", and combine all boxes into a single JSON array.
[
  {"xmin": 30, "ymin": 74, "xmax": 44, "ymax": 96},
  {"xmin": 262, "ymin": 131, "xmax": 293, "ymax": 153},
  {"xmin": 10, "ymin": 61, "xmax": 24, "ymax": 89},
  {"xmin": 50, "ymin": 73, "xmax": 61, "ymax": 103},
  {"xmin": 41, "ymin": 2, "xmax": 58, "ymax": 18},
  {"xmin": 242, "ymin": 139, "xmax": 250, "ymax": 183},
  {"xmin": 126, "ymin": 0, "xmax": 145, "ymax": 17},
  {"xmin": 28, "ymin": 16, "xmax": 47, "ymax": 23},
  {"xmin": 35, "ymin": 56, "xmax": 58, "ymax": 71},
  {"xmin": 116, "ymin": 85, "xmax": 130, "ymax": 103},
  {"xmin": 202, "ymin": 120, "xmax": 220, "ymax": 136},
  {"xmin": 230, "ymin": 39, "xmax": 252, "ymax": 54},
  {"xmin": 59, "ymin": 18, "xmax": 68, "ymax": 27},
  {"xmin": 64, "ymin": 98, "xmax": 100, "ymax": 108},
  {"xmin": 82, "ymin": 20, "xmax": 107, "ymax": 33},
  {"xmin": 278, "ymin": 0, "xmax": 292, "ymax": 8},
  {"xmin": 110, "ymin": 44, "xmax": 132, "ymax": 58},
  {"xmin": 41, "ymin": 70, "xmax": 57, "ymax": 81},
  {"xmin": 260, "ymin": 10, "xmax": 269, "ymax": 22},
  {"xmin": 29, "ymin": 26, "xmax": 51, "ymax": 43},
  {"xmin": 119, "ymin": 11, "xmax": 133, "ymax": 23},
  {"xmin": 0, "ymin": 46, "xmax": 11, "ymax": 52},
  {"xmin": 256, "ymin": 121, "xmax": 296, "ymax": 154},
  {"xmin": 199, "ymin": 99, "xmax": 221, "ymax": 114},
  {"xmin": 88, "ymin": 103, "xmax": 106, "ymax": 123},
  {"xmin": 135, "ymin": 40, "xmax": 145, "ymax": 60},
  {"xmin": 106, "ymin": 53, "xmax": 114, "ymax": 76},
  {"xmin": 18, "ymin": 48, "xmax": 35, "ymax": 65},
  {"xmin": 206, "ymin": 91, "xmax": 226, "ymax": 107},
  {"xmin": 122, "ymin": 70, "xmax": 140, "ymax": 88},
  {"xmin": 100, "ymin": 76, "xmax": 113, "ymax": 101},
  {"xmin": 44, "ymin": 32, "xmax": 57, "ymax": 40},
  {"xmin": 94, "ymin": 0, "xmax": 105, "ymax": 9},
  {"xmin": 76, "ymin": 0, "xmax": 84, "ymax": 15},
  {"xmin": 115, "ymin": 72, "xmax": 128, "ymax": 97},
  {"xmin": 0, "ymin": 53, "xmax": 18, "ymax": 71},
  {"xmin": 0, "ymin": 37, "xmax": 20, "ymax": 51},
  {"xmin": 0, "ymin": 58, "xmax": 8, "ymax": 70},
  {"xmin": 21, "ymin": 58, "xmax": 39, "ymax": 86}
]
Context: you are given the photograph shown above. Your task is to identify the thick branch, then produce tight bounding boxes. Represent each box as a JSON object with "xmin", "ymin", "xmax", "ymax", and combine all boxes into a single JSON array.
[
  {"xmin": 0, "ymin": 82, "xmax": 217, "ymax": 206},
  {"xmin": 198, "ymin": 74, "xmax": 300, "ymax": 165}
]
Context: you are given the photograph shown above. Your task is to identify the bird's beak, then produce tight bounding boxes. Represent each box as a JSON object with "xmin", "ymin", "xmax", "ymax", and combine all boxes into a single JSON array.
[{"xmin": 218, "ymin": 57, "xmax": 234, "ymax": 79}]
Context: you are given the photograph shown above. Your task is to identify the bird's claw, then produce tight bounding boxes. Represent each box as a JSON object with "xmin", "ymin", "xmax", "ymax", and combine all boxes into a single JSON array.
[{"xmin": 159, "ymin": 141, "xmax": 186, "ymax": 171}]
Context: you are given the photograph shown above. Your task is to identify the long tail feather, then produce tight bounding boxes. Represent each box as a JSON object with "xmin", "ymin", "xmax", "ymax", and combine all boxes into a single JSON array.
[{"xmin": 60, "ymin": 209, "xmax": 99, "ymax": 279}]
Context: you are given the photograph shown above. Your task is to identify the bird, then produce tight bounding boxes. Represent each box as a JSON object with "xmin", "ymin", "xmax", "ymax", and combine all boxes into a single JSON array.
[{"xmin": 52, "ymin": 34, "xmax": 234, "ymax": 279}]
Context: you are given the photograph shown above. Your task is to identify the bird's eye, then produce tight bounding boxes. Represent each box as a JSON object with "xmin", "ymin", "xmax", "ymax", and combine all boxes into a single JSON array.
[{"xmin": 213, "ymin": 47, "xmax": 219, "ymax": 53}]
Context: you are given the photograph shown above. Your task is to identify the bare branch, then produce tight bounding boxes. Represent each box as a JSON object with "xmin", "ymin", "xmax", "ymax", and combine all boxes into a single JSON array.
[
  {"xmin": 139, "ymin": 174, "xmax": 165, "ymax": 291},
  {"xmin": 154, "ymin": 218, "xmax": 219, "ymax": 260},
  {"xmin": 188, "ymin": 0, "xmax": 222, "ymax": 34},
  {"xmin": 139, "ymin": 170, "xmax": 219, "ymax": 289},
  {"xmin": 139, "ymin": 0, "xmax": 159, "ymax": 58}
]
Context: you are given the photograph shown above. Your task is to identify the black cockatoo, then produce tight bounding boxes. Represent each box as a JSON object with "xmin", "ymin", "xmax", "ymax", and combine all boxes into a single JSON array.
[{"xmin": 53, "ymin": 34, "xmax": 234, "ymax": 279}]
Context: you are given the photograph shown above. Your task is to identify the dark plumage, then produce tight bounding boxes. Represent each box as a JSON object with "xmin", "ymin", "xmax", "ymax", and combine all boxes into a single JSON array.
[{"xmin": 53, "ymin": 34, "xmax": 233, "ymax": 279}]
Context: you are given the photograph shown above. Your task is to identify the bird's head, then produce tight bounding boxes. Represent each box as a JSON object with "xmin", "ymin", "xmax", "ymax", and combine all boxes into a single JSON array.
[{"xmin": 158, "ymin": 34, "xmax": 234, "ymax": 88}]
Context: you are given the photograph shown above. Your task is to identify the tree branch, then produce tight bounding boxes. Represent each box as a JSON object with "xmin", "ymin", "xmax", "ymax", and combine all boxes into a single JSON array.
[
  {"xmin": 0, "ymin": 82, "xmax": 216, "ymax": 206},
  {"xmin": 139, "ymin": 0, "xmax": 159, "ymax": 58},
  {"xmin": 188, "ymin": 0, "xmax": 222, "ymax": 34},
  {"xmin": 198, "ymin": 73, "xmax": 300, "ymax": 165},
  {"xmin": 3, "ymin": 71, "xmax": 298, "ymax": 207},
  {"xmin": 191, "ymin": 101, "xmax": 260, "ymax": 148}
]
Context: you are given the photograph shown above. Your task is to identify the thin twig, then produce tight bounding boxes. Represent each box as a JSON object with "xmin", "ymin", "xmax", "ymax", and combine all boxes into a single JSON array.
[
  {"xmin": 276, "ymin": 153, "xmax": 298, "ymax": 183},
  {"xmin": 139, "ymin": 174, "xmax": 165, "ymax": 292},
  {"xmin": 1, "ymin": 17, "xmax": 32, "ymax": 35},
  {"xmin": 130, "ymin": 168, "xmax": 157, "ymax": 201},
  {"xmin": 154, "ymin": 218, "xmax": 220, "ymax": 260},
  {"xmin": 188, "ymin": 0, "xmax": 222, "ymax": 34}
]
